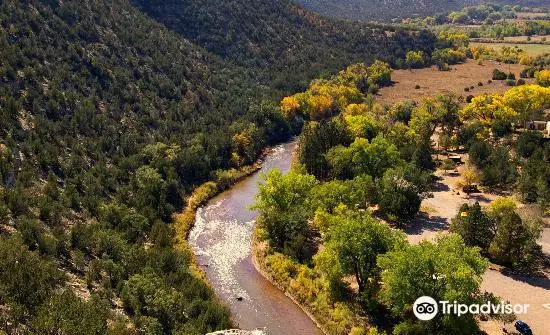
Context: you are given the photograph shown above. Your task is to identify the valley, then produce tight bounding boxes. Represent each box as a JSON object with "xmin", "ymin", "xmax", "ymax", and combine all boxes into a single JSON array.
[{"xmin": 0, "ymin": 1, "xmax": 548, "ymax": 335}]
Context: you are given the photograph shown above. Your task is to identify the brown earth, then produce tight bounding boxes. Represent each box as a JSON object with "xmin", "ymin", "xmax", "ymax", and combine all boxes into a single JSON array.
[
  {"xmin": 376, "ymin": 60, "xmax": 533, "ymax": 106},
  {"xmin": 407, "ymin": 156, "xmax": 550, "ymax": 335}
]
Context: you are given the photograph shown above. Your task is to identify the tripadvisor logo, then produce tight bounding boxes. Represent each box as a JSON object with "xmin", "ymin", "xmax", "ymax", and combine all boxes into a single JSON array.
[
  {"xmin": 413, "ymin": 296, "xmax": 529, "ymax": 321},
  {"xmin": 413, "ymin": 296, "xmax": 438, "ymax": 321}
]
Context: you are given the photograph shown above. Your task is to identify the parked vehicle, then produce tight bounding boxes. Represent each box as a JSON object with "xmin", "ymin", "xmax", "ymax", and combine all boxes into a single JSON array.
[
  {"xmin": 514, "ymin": 320, "xmax": 533, "ymax": 335},
  {"xmin": 462, "ymin": 184, "xmax": 480, "ymax": 194}
]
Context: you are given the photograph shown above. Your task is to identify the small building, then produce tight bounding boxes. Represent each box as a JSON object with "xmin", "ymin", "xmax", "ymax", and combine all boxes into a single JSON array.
[
  {"xmin": 525, "ymin": 120, "xmax": 550, "ymax": 133},
  {"xmin": 449, "ymin": 155, "xmax": 462, "ymax": 164}
]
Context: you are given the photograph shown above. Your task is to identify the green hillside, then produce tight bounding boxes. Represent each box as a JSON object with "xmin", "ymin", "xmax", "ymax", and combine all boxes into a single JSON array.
[
  {"xmin": 0, "ymin": 0, "xmax": 257, "ymax": 333},
  {"xmin": 132, "ymin": 0, "xmax": 439, "ymax": 91}
]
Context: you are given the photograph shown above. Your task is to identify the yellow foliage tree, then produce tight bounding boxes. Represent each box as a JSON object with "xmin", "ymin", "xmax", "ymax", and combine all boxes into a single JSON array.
[
  {"xmin": 535, "ymin": 69, "xmax": 550, "ymax": 87},
  {"xmin": 307, "ymin": 94, "xmax": 334, "ymax": 120},
  {"xmin": 460, "ymin": 94, "xmax": 518, "ymax": 128},
  {"xmin": 343, "ymin": 103, "xmax": 369, "ymax": 116},
  {"xmin": 280, "ymin": 96, "xmax": 300, "ymax": 117},
  {"xmin": 502, "ymin": 84, "xmax": 550, "ymax": 122}
]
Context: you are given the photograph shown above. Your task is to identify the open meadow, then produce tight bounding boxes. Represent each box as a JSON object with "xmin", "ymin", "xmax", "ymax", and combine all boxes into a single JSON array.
[
  {"xmin": 471, "ymin": 41, "xmax": 550, "ymax": 56},
  {"xmin": 375, "ymin": 60, "xmax": 533, "ymax": 105}
]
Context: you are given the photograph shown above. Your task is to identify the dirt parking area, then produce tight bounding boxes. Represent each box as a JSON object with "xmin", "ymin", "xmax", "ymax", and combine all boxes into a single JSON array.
[
  {"xmin": 407, "ymin": 157, "xmax": 550, "ymax": 335},
  {"xmin": 376, "ymin": 60, "xmax": 533, "ymax": 106}
]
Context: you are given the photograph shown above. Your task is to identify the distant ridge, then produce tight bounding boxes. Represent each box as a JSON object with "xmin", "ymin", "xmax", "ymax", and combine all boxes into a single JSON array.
[{"xmin": 294, "ymin": 0, "xmax": 550, "ymax": 20}]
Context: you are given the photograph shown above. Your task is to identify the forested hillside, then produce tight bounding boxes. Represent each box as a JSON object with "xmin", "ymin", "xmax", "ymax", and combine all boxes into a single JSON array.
[
  {"xmin": 131, "ymin": 0, "xmax": 439, "ymax": 91},
  {"xmin": 0, "ymin": 0, "xmax": 271, "ymax": 333},
  {"xmin": 295, "ymin": 0, "xmax": 550, "ymax": 20}
]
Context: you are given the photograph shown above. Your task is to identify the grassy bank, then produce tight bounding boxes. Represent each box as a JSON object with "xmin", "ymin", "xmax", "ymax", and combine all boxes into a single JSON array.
[
  {"xmin": 172, "ymin": 154, "xmax": 266, "ymax": 283},
  {"xmin": 252, "ymin": 227, "xmax": 376, "ymax": 335}
]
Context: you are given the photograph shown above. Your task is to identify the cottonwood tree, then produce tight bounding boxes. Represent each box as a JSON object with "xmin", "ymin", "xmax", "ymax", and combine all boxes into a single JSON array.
[
  {"xmin": 252, "ymin": 169, "xmax": 318, "ymax": 260},
  {"xmin": 314, "ymin": 208, "xmax": 405, "ymax": 296},
  {"xmin": 378, "ymin": 167, "xmax": 422, "ymax": 224},
  {"xmin": 377, "ymin": 234, "xmax": 488, "ymax": 335}
]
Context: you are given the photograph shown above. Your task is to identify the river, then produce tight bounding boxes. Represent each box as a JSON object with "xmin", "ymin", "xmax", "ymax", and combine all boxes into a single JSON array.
[{"xmin": 189, "ymin": 140, "xmax": 323, "ymax": 335}]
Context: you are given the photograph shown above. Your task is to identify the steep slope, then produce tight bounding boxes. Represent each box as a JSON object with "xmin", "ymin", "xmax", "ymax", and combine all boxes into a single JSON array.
[
  {"xmin": 294, "ymin": 0, "xmax": 550, "ymax": 20},
  {"xmin": 0, "ymin": 0, "xmax": 271, "ymax": 333},
  {"xmin": 132, "ymin": 0, "xmax": 439, "ymax": 91}
]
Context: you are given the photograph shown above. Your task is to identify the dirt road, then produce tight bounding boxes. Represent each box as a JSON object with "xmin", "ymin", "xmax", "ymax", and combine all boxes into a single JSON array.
[{"xmin": 408, "ymin": 168, "xmax": 550, "ymax": 334}]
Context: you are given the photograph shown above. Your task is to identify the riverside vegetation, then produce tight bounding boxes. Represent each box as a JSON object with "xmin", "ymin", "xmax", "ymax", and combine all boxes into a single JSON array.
[{"xmin": 253, "ymin": 58, "xmax": 549, "ymax": 334}]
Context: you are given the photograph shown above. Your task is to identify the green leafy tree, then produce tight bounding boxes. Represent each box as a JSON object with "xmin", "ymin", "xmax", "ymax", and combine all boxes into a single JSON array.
[
  {"xmin": 411, "ymin": 143, "xmax": 435, "ymax": 171},
  {"xmin": 377, "ymin": 234, "xmax": 488, "ymax": 335},
  {"xmin": 327, "ymin": 136, "xmax": 402, "ymax": 180},
  {"xmin": 489, "ymin": 202, "xmax": 542, "ymax": 270},
  {"xmin": 0, "ymin": 235, "xmax": 63, "ymax": 318},
  {"xmin": 31, "ymin": 291, "xmax": 109, "ymax": 335},
  {"xmin": 252, "ymin": 169, "xmax": 318, "ymax": 260},
  {"xmin": 309, "ymin": 175, "xmax": 376, "ymax": 213},
  {"xmin": 315, "ymin": 209, "xmax": 405, "ymax": 295},
  {"xmin": 378, "ymin": 168, "xmax": 421, "ymax": 224},
  {"xmin": 297, "ymin": 120, "xmax": 351, "ymax": 179},
  {"xmin": 450, "ymin": 203, "xmax": 495, "ymax": 253},
  {"xmin": 516, "ymin": 131, "xmax": 543, "ymax": 159},
  {"xmin": 480, "ymin": 146, "xmax": 517, "ymax": 188}
]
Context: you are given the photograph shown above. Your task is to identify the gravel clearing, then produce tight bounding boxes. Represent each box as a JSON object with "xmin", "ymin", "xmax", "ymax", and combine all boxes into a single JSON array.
[{"xmin": 408, "ymin": 167, "xmax": 550, "ymax": 334}]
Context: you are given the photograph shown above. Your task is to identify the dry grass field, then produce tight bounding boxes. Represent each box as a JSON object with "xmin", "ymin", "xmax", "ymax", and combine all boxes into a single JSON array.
[
  {"xmin": 504, "ymin": 35, "xmax": 550, "ymax": 43},
  {"xmin": 376, "ymin": 60, "xmax": 534, "ymax": 105},
  {"xmin": 515, "ymin": 11, "xmax": 549, "ymax": 19},
  {"xmin": 471, "ymin": 41, "xmax": 550, "ymax": 56}
]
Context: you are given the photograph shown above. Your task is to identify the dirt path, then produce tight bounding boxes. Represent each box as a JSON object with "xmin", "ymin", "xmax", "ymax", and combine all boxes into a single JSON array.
[{"xmin": 408, "ymin": 165, "xmax": 550, "ymax": 335}]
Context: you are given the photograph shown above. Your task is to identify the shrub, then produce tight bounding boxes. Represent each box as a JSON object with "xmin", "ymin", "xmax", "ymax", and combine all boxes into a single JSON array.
[
  {"xmin": 492, "ymin": 69, "xmax": 507, "ymax": 80},
  {"xmin": 414, "ymin": 84, "xmax": 420, "ymax": 89},
  {"xmin": 466, "ymin": 95, "xmax": 474, "ymax": 103},
  {"xmin": 487, "ymin": 79, "xmax": 493, "ymax": 84},
  {"xmin": 477, "ymin": 82, "xmax": 483, "ymax": 86},
  {"xmin": 517, "ymin": 131, "xmax": 543, "ymax": 158},
  {"xmin": 516, "ymin": 79, "xmax": 525, "ymax": 86},
  {"xmin": 506, "ymin": 72, "xmax": 516, "ymax": 80},
  {"xmin": 505, "ymin": 79, "xmax": 516, "ymax": 86},
  {"xmin": 535, "ymin": 69, "xmax": 550, "ymax": 87},
  {"xmin": 464, "ymin": 87, "xmax": 470, "ymax": 92}
]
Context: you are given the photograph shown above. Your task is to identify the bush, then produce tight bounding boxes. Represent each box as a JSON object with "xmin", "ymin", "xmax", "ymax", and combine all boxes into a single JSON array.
[
  {"xmin": 414, "ymin": 84, "xmax": 420, "ymax": 89},
  {"xmin": 516, "ymin": 79, "xmax": 525, "ymax": 86},
  {"xmin": 464, "ymin": 87, "xmax": 470, "ymax": 92},
  {"xmin": 535, "ymin": 69, "xmax": 550, "ymax": 87},
  {"xmin": 517, "ymin": 131, "xmax": 543, "ymax": 158},
  {"xmin": 492, "ymin": 69, "xmax": 507, "ymax": 80},
  {"xmin": 466, "ymin": 95, "xmax": 475, "ymax": 103},
  {"xmin": 506, "ymin": 72, "xmax": 516, "ymax": 80},
  {"xmin": 477, "ymin": 82, "xmax": 483, "ymax": 86},
  {"xmin": 469, "ymin": 141, "xmax": 492, "ymax": 167},
  {"xmin": 491, "ymin": 120, "xmax": 512, "ymax": 138},
  {"xmin": 505, "ymin": 79, "xmax": 516, "ymax": 86},
  {"xmin": 379, "ymin": 168, "xmax": 421, "ymax": 224}
]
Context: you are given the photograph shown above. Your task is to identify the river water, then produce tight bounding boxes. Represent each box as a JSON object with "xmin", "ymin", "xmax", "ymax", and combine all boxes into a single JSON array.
[{"xmin": 189, "ymin": 140, "xmax": 323, "ymax": 335}]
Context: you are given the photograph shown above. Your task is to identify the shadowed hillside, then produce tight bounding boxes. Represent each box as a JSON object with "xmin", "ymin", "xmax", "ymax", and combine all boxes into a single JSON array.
[{"xmin": 132, "ymin": 0, "xmax": 439, "ymax": 91}]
